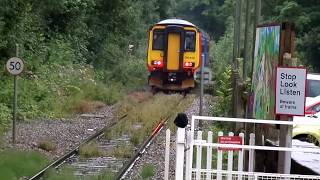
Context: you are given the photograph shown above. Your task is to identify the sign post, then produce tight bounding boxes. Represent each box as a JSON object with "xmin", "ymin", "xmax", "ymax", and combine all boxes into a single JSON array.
[
  {"xmin": 6, "ymin": 45, "xmax": 24, "ymax": 143},
  {"xmin": 276, "ymin": 67, "xmax": 307, "ymax": 116},
  {"xmin": 275, "ymin": 67, "xmax": 306, "ymax": 173}
]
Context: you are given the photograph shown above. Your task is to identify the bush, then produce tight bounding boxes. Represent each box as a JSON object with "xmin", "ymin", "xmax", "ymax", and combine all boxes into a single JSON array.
[
  {"xmin": 0, "ymin": 64, "xmax": 126, "ymax": 120},
  {"xmin": 0, "ymin": 103, "xmax": 12, "ymax": 135},
  {"xmin": 211, "ymin": 66, "xmax": 232, "ymax": 117}
]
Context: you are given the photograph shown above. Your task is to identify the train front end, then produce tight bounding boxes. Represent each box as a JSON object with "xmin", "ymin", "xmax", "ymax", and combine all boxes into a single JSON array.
[{"xmin": 147, "ymin": 19, "xmax": 209, "ymax": 91}]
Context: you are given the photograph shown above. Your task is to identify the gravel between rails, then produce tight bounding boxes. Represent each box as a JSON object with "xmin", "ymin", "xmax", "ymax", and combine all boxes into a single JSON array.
[
  {"xmin": 1, "ymin": 94, "xmax": 215, "ymax": 180},
  {"xmin": 123, "ymin": 95, "xmax": 216, "ymax": 179},
  {"xmin": 3, "ymin": 106, "xmax": 115, "ymax": 160}
]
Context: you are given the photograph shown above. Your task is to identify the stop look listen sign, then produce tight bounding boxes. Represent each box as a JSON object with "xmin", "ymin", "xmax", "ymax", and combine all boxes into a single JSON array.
[
  {"xmin": 275, "ymin": 67, "xmax": 307, "ymax": 116},
  {"xmin": 6, "ymin": 57, "xmax": 24, "ymax": 75}
]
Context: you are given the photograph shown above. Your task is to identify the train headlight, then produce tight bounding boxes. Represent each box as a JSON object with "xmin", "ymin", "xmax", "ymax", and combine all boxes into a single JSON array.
[
  {"xmin": 152, "ymin": 60, "xmax": 163, "ymax": 68},
  {"xmin": 184, "ymin": 62, "xmax": 195, "ymax": 68}
]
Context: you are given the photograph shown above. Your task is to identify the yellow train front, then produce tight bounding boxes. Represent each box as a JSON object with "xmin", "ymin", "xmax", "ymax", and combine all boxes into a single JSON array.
[{"xmin": 147, "ymin": 19, "xmax": 209, "ymax": 91}]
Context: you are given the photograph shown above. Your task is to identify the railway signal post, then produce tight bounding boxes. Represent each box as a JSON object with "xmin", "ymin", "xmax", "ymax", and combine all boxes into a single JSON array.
[{"xmin": 6, "ymin": 44, "xmax": 24, "ymax": 144}]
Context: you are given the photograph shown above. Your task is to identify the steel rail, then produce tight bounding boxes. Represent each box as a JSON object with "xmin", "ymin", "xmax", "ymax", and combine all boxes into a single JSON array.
[
  {"xmin": 116, "ymin": 96, "xmax": 186, "ymax": 179},
  {"xmin": 28, "ymin": 114, "xmax": 127, "ymax": 180}
]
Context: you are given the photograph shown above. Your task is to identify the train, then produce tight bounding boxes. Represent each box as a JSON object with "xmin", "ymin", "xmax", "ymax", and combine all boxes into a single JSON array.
[{"xmin": 147, "ymin": 19, "xmax": 210, "ymax": 92}]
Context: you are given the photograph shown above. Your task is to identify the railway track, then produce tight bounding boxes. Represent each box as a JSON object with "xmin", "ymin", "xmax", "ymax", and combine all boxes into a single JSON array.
[
  {"xmin": 29, "ymin": 93, "xmax": 187, "ymax": 179},
  {"xmin": 28, "ymin": 114, "xmax": 128, "ymax": 180},
  {"xmin": 117, "ymin": 95, "xmax": 186, "ymax": 179}
]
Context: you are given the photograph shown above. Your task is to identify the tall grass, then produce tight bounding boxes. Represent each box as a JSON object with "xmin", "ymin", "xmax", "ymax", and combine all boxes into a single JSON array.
[
  {"xmin": 105, "ymin": 92, "xmax": 195, "ymax": 146},
  {"xmin": 0, "ymin": 64, "xmax": 125, "ymax": 122},
  {"xmin": 94, "ymin": 170, "xmax": 115, "ymax": 180},
  {"xmin": 79, "ymin": 141, "xmax": 105, "ymax": 158},
  {"xmin": 44, "ymin": 167, "xmax": 77, "ymax": 180},
  {"xmin": 105, "ymin": 144, "xmax": 134, "ymax": 158},
  {"xmin": 0, "ymin": 150, "xmax": 49, "ymax": 179}
]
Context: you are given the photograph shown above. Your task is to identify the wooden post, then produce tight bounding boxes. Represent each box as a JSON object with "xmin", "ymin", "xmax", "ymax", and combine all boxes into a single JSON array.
[
  {"xmin": 217, "ymin": 131, "xmax": 223, "ymax": 180},
  {"xmin": 206, "ymin": 131, "xmax": 213, "ymax": 180},
  {"xmin": 238, "ymin": 133, "xmax": 245, "ymax": 180},
  {"xmin": 277, "ymin": 23, "xmax": 295, "ymax": 174},
  {"xmin": 164, "ymin": 129, "xmax": 171, "ymax": 180},
  {"xmin": 196, "ymin": 131, "xmax": 203, "ymax": 180},
  {"xmin": 227, "ymin": 132, "xmax": 234, "ymax": 180},
  {"xmin": 232, "ymin": 0, "xmax": 242, "ymax": 118},
  {"xmin": 12, "ymin": 44, "xmax": 19, "ymax": 144},
  {"xmin": 175, "ymin": 128, "xmax": 185, "ymax": 180},
  {"xmin": 246, "ymin": 0, "xmax": 261, "ymax": 150},
  {"xmin": 243, "ymin": 0, "xmax": 251, "ymax": 79},
  {"xmin": 248, "ymin": 133, "xmax": 255, "ymax": 172}
]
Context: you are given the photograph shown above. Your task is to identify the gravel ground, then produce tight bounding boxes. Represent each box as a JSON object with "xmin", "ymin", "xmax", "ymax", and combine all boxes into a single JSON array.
[
  {"xmin": 4, "ymin": 106, "xmax": 114, "ymax": 159},
  {"xmin": 123, "ymin": 94, "xmax": 216, "ymax": 179},
  {"xmin": 1, "ymin": 93, "xmax": 215, "ymax": 180}
]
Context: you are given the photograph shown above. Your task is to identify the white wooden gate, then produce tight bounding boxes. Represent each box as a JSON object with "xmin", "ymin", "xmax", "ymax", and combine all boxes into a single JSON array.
[{"xmin": 164, "ymin": 116, "xmax": 320, "ymax": 180}]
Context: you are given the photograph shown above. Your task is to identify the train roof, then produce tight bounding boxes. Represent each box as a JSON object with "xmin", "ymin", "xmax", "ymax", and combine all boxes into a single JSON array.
[{"xmin": 156, "ymin": 19, "xmax": 196, "ymax": 27}]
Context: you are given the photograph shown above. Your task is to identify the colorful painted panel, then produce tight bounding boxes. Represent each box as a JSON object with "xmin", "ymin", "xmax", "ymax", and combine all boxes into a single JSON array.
[{"xmin": 252, "ymin": 25, "xmax": 281, "ymax": 120}]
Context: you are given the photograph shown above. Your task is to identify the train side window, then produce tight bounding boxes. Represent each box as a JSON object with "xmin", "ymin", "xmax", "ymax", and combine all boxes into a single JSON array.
[
  {"xmin": 152, "ymin": 30, "xmax": 164, "ymax": 50},
  {"xmin": 185, "ymin": 31, "xmax": 195, "ymax": 51}
]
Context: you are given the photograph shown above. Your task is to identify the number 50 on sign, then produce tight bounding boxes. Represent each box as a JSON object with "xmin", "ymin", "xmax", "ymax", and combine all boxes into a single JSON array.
[{"xmin": 6, "ymin": 57, "xmax": 24, "ymax": 75}]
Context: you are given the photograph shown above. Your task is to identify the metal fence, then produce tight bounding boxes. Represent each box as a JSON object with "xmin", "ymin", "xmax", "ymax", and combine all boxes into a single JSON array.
[
  {"xmin": 164, "ymin": 116, "xmax": 320, "ymax": 180},
  {"xmin": 191, "ymin": 169, "xmax": 320, "ymax": 180}
]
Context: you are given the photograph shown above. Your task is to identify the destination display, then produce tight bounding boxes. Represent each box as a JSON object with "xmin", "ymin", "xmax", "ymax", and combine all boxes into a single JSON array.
[{"xmin": 275, "ymin": 67, "xmax": 307, "ymax": 116}]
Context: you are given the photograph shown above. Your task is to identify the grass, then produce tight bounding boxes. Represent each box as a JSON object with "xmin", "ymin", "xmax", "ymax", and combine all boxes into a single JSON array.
[
  {"xmin": 38, "ymin": 139, "xmax": 57, "ymax": 152},
  {"xmin": 79, "ymin": 141, "xmax": 105, "ymax": 158},
  {"xmin": 140, "ymin": 164, "xmax": 155, "ymax": 179},
  {"xmin": 105, "ymin": 144, "xmax": 134, "ymax": 158},
  {"xmin": 44, "ymin": 167, "xmax": 77, "ymax": 180},
  {"xmin": 74, "ymin": 100, "xmax": 106, "ymax": 114},
  {"xmin": 0, "ymin": 150, "xmax": 49, "ymax": 179},
  {"xmin": 105, "ymin": 92, "xmax": 195, "ymax": 146},
  {"xmin": 94, "ymin": 170, "xmax": 115, "ymax": 180}
]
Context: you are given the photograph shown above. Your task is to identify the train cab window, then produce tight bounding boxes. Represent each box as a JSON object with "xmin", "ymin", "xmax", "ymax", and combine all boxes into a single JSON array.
[
  {"xmin": 152, "ymin": 30, "xmax": 164, "ymax": 50},
  {"xmin": 185, "ymin": 31, "xmax": 195, "ymax": 51}
]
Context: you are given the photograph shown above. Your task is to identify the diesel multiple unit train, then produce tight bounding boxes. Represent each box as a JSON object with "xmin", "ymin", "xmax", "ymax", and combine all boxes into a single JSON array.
[{"xmin": 147, "ymin": 19, "xmax": 210, "ymax": 91}]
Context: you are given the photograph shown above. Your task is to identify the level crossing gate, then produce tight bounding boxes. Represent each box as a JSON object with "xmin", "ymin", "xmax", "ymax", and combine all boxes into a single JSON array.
[{"xmin": 164, "ymin": 116, "xmax": 320, "ymax": 180}]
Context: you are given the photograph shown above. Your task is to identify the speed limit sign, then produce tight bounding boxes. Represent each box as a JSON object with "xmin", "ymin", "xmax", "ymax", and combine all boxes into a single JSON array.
[{"xmin": 6, "ymin": 57, "xmax": 24, "ymax": 75}]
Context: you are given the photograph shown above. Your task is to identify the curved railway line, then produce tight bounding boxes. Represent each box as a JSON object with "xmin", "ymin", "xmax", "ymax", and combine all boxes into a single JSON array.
[{"xmin": 28, "ymin": 94, "xmax": 187, "ymax": 180}]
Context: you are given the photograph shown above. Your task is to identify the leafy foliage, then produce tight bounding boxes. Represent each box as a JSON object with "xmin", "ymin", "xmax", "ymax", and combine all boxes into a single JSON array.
[
  {"xmin": 0, "ymin": 103, "xmax": 11, "ymax": 136},
  {"xmin": 262, "ymin": 0, "xmax": 320, "ymax": 72},
  {"xmin": 211, "ymin": 66, "xmax": 232, "ymax": 117},
  {"xmin": 172, "ymin": 0, "xmax": 234, "ymax": 40}
]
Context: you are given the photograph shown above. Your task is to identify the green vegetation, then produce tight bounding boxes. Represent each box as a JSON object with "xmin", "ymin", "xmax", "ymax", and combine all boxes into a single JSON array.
[
  {"xmin": 38, "ymin": 139, "xmax": 57, "ymax": 152},
  {"xmin": 79, "ymin": 141, "xmax": 104, "ymax": 158},
  {"xmin": 211, "ymin": 65, "xmax": 233, "ymax": 117},
  {"xmin": 105, "ymin": 144, "xmax": 134, "ymax": 158},
  {"xmin": 0, "ymin": 0, "xmax": 316, "ymax": 138},
  {"xmin": 0, "ymin": 103, "xmax": 11, "ymax": 137},
  {"xmin": 140, "ymin": 164, "xmax": 155, "ymax": 179},
  {"xmin": 263, "ymin": 0, "xmax": 320, "ymax": 72},
  {"xmin": 0, "ymin": 150, "xmax": 49, "ymax": 179},
  {"xmin": 44, "ymin": 167, "xmax": 77, "ymax": 180},
  {"xmin": 94, "ymin": 170, "xmax": 115, "ymax": 180},
  {"xmin": 0, "ymin": 0, "xmax": 319, "ymax": 177},
  {"xmin": 105, "ymin": 93, "xmax": 195, "ymax": 146}
]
